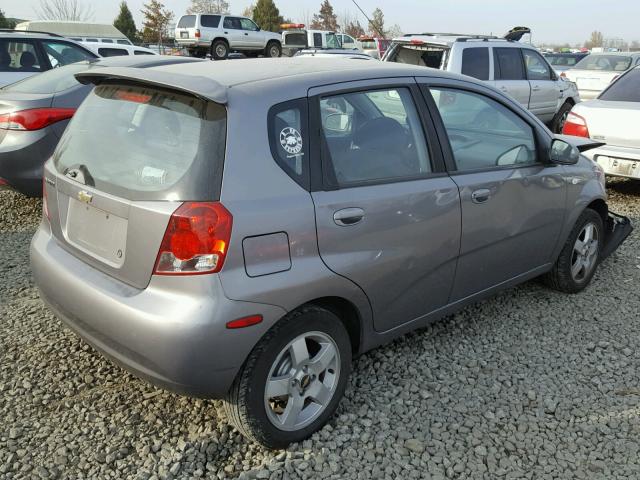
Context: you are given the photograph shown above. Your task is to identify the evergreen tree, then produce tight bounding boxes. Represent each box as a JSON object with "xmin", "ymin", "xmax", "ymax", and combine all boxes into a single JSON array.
[
  {"xmin": 252, "ymin": 0, "xmax": 281, "ymax": 32},
  {"xmin": 141, "ymin": 0, "xmax": 173, "ymax": 46},
  {"xmin": 310, "ymin": 0, "xmax": 338, "ymax": 31},
  {"xmin": 114, "ymin": 1, "xmax": 138, "ymax": 43},
  {"xmin": 368, "ymin": 8, "xmax": 386, "ymax": 38}
]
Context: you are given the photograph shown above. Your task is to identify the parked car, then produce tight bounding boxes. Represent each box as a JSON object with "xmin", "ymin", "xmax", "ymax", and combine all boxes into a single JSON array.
[
  {"xmin": 281, "ymin": 24, "xmax": 343, "ymax": 57},
  {"xmin": 0, "ymin": 30, "xmax": 97, "ymax": 87},
  {"xmin": 564, "ymin": 52, "xmax": 640, "ymax": 100},
  {"xmin": 357, "ymin": 36, "xmax": 391, "ymax": 59},
  {"xmin": 79, "ymin": 42, "xmax": 156, "ymax": 57},
  {"xmin": 563, "ymin": 66, "xmax": 640, "ymax": 179},
  {"xmin": 335, "ymin": 33, "xmax": 360, "ymax": 51},
  {"xmin": 174, "ymin": 13, "xmax": 282, "ymax": 59},
  {"xmin": 0, "ymin": 55, "xmax": 203, "ymax": 196},
  {"xmin": 15, "ymin": 20, "xmax": 133, "ymax": 45},
  {"xmin": 382, "ymin": 31, "xmax": 581, "ymax": 132},
  {"xmin": 294, "ymin": 49, "xmax": 373, "ymax": 60},
  {"xmin": 31, "ymin": 58, "xmax": 631, "ymax": 449},
  {"xmin": 543, "ymin": 52, "xmax": 589, "ymax": 73}
]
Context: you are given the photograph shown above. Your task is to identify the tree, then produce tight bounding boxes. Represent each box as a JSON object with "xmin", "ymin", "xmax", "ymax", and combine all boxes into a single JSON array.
[
  {"xmin": 34, "ymin": 0, "xmax": 94, "ymax": 21},
  {"xmin": 186, "ymin": 0, "xmax": 229, "ymax": 14},
  {"xmin": 368, "ymin": 7, "xmax": 385, "ymax": 38},
  {"xmin": 386, "ymin": 24, "xmax": 403, "ymax": 39},
  {"xmin": 114, "ymin": 1, "xmax": 138, "ymax": 43},
  {"xmin": 242, "ymin": 4, "xmax": 255, "ymax": 18},
  {"xmin": 631, "ymin": 40, "xmax": 640, "ymax": 51},
  {"xmin": 310, "ymin": 0, "xmax": 338, "ymax": 31},
  {"xmin": 141, "ymin": 0, "xmax": 173, "ymax": 47},
  {"xmin": 584, "ymin": 30, "xmax": 604, "ymax": 49},
  {"xmin": 344, "ymin": 20, "xmax": 365, "ymax": 39},
  {"xmin": 0, "ymin": 9, "xmax": 17, "ymax": 29},
  {"xmin": 252, "ymin": 0, "xmax": 281, "ymax": 32}
]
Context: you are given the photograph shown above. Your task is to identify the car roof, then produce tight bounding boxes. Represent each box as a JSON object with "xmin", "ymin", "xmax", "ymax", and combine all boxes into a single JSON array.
[
  {"xmin": 0, "ymin": 30, "xmax": 63, "ymax": 39},
  {"xmin": 76, "ymin": 57, "xmax": 481, "ymax": 104}
]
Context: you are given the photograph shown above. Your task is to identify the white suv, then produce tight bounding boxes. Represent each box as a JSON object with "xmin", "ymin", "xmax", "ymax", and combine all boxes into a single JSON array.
[
  {"xmin": 383, "ymin": 32, "xmax": 581, "ymax": 133},
  {"xmin": 175, "ymin": 14, "xmax": 282, "ymax": 59}
]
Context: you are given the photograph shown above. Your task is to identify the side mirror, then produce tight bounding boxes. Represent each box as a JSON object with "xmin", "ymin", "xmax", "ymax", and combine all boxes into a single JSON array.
[
  {"xmin": 549, "ymin": 139, "xmax": 580, "ymax": 165},
  {"xmin": 325, "ymin": 113, "xmax": 351, "ymax": 132}
]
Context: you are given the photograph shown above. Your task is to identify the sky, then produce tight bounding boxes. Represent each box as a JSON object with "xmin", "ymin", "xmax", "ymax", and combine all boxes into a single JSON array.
[{"xmin": 3, "ymin": 0, "xmax": 640, "ymax": 45}]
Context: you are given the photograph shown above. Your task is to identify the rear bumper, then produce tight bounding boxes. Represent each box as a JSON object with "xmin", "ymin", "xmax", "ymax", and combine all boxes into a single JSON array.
[
  {"xmin": 601, "ymin": 212, "xmax": 633, "ymax": 260},
  {"xmin": 174, "ymin": 39, "xmax": 210, "ymax": 49},
  {"xmin": 30, "ymin": 225, "xmax": 287, "ymax": 398},
  {"xmin": 586, "ymin": 146, "xmax": 640, "ymax": 179}
]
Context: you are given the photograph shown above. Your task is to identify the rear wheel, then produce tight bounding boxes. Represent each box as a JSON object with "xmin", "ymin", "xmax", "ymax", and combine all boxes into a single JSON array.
[
  {"xmin": 265, "ymin": 41, "xmax": 282, "ymax": 58},
  {"xmin": 544, "ymin": 208, "xmax": 603, "ymax": 293},
  {"xmin": 551, "ymin": 102, "xmax": 573, "ymax": 134},
  {"xmin": 224, "ymin": 306, "xmax": 351, "ymax": 449},
  {"xmin": 211, "ymin": 40, "xmax": 229, "ymax": 60}
]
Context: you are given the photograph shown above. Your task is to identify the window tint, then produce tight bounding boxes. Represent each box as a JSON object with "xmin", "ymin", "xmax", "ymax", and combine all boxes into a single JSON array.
[
  {"xmin": 268, "ymin": 99, "xmax": 308, "ymax": 188},
  {"xmin": 461, "ymin": 47, "xmax": 489, "ymax": 81},
  {"xmin": 493, "ymin": 47, "xmax": 525, "ymax": 80},
  {"xmin": 0, "ymin": 39, "xmax": 42, "ymax": 73},
  {"xmin": 98, "ymin": 47, "xmax": 129, "ymax": 57},
  {"xmin": 239, "ymin": 18, "xmax": 258, "ymax": 31},
  {"xmin": 326, "ymin": 34, "xmax": 341, "ymax": 49},
  {"xmin": 117, "ymin": 39, "xmax": 131, "ymax": 45},
  {"xmin": 223, "ymin": 17, "xmax": 241, "ymax": 29},
  {"xmin": 599, "ymin": 69, "xmax": 640, "ymax": 102},
  {"xmin": 134, "ymin": 50, "xmax": 154, "ymax": 55},
  {"xmin": 320, "ymin": 88, "xmax": 431, "ymax": 186},
  {"xmin": 200, "ymin": 15, "xmax": 221, "ymax": 28},
  {"xmin": 178, "ymin": 15, "xmax": 196, "ymax": 28},
  {"xmin": 313, "ymin": 33, "xmax": 322, "ymax": 47},
  {"xmin": 430, "ymin": 88, "xmax": 536, "ymax": 171},
  {"xmin": 101, "ymin": 39, "xmax": 113, "ymax": 43},
  {"xmin": 4, "ymin": 62, "xmax": 90, "ymax": 93},
  {"xmin": 42, "ymin": 41, "xmax": 95, "ymax": 67},
  {"xmin": 285, "ymin": 32, "xmax": 307, "ymax": 47},
  {"xmin": 523, "ymin": 49, "xmax": 551, "ymax": 80},
  {"xmin": 574, "ymin": 55, "xmax": 632, "ymax": 72}
]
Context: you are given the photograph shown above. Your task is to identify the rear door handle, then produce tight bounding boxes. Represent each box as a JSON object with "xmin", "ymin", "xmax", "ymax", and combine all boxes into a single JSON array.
[
  {"xmin": 333, "ymin": 208, "xmax": 365, "ymax": 226},
  {"xmin": 244, "ymin": 33, "xmax": 248, "ymax": 35},
  {"xmin": 471, "ymin": 189, "xmax": 491, "ymax": 204},
  {"xmin": 532, "ymin": 85, "xmax": 541, "ymax": 91}
]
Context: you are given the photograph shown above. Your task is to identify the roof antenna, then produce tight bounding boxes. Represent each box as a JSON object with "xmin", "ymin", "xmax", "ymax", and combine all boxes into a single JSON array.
[{"xmin": 350, "ymin": 0, "xmax": 386, "ymax": 38}]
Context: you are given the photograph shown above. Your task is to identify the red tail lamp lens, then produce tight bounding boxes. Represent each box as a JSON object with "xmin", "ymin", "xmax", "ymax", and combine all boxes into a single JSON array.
[{"xmin": 562, "ymin": 111, "xmax": 590, "ymax": 138}]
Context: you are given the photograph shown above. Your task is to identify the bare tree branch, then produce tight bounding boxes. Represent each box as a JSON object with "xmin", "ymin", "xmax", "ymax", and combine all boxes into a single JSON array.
[{"xmin": 34, "ymin": 0, "xmax": 94, "ymax": 22}]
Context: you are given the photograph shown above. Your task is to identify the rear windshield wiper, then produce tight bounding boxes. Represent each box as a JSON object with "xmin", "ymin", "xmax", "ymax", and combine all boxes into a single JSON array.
[{"xmin": 64, "ymin": 164, "xmax": 95, "ymax": 187}]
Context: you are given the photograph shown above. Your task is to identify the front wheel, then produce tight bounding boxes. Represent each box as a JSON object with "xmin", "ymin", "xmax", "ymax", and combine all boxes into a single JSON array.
[
  {"xmin": 224, "ymin": 306, "xmax": 351, "ymax": 449},
  {"xmin": 265, "ymin": 41, "xmax": 282, "ymax": 58},
  {"xmin": 211, "ymin": 40, "xmax": 229, "ymax": 60},
  {"xmin": 544, "ymin": 208, "xmax": 603, "ymax": 293}
]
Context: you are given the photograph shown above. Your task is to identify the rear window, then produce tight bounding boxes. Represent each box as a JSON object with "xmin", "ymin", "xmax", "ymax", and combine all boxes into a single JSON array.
[
  {"xmin": 599, "ymin": 68, "xmax": 640, "ymax": 102},
  {"xmin": 3, "ymin": 62, "xmax": 90, "ymax": 93},
  {"xmin": 284, "ymin": 32, "xmax": 307, "ymax": 47},
  {"xmin": 200, "ymin": 15, "xmax": 221, "ymax": 28},
  {"xmin": 53, "ymin": 82, "xmax": 227, "ymax": 201},
  {"xmin": 574, "ymin": 55, "xmax": 632, "ymax": 72},
  {"xmin": 461, "ymin": 47, "xmax": 489, "ymax": 80},
  {"xmin": 178, "ymin": 15, "xmax": 196, "ymax": 28}
]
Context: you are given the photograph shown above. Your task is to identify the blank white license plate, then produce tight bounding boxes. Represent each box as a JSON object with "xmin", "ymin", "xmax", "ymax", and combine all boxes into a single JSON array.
[
  {"xmin": 66, "ymin": 198, "xmax": 128, "ymax": 267},
  {"xmin": 576, "ymin": 77, "xmax": 601, "ymax": 90},
  {"xmin": 180, "ymin": 31, "xmax": 189, "ymax": 38},
  {"xmin": 598, "ymin": 156, "xmax": 640, "ymax": 177}
]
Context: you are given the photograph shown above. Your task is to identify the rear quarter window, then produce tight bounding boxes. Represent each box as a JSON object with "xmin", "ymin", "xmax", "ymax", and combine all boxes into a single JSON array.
[
  {"xmin": 200, "ymin": 15, "xmax": 221, "ymax": 28},
  {"xmin": 268, "ymin": 99, "xmax": 309, "ymax": 189},
  {"xmin": 461, "ymin": 47, "xmax": 489, "ymax": 80}
]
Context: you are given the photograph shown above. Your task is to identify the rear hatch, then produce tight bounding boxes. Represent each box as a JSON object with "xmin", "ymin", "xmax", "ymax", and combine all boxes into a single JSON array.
[
  {"xmin": 46, "ymin": 80, "xmax": 227, "ymax": 289},
  {"xmin": 176, "ymin": 14, "xmax": 199, "ymax": 42},
  {"xmin": 580, "ymin": 100, "xmax": 640, "ymax": 149},
  {"xmin": 382, "ymin": 39, "xmax": 450, "ymax": 69}
]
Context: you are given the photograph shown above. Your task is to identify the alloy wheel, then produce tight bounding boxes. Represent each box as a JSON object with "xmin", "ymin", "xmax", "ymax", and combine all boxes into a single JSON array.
[{"xmin": 571, "ymin": 222, "xmax": 599, "ymax": 281}]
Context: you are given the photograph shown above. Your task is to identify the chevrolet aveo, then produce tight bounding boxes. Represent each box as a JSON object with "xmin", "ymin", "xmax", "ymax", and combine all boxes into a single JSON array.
[{"xmin": 31, "ymin": 58, "xmax": 632, "ymax": 448}]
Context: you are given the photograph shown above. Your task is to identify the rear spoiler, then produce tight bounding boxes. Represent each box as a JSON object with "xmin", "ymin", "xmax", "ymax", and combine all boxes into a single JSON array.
[
  {"xmin": 75, "ymin": 66, "xmax": 227, "ymax": 104},
  {"xmin": 554, "ymin": 134, "xmax": 605, "ymax": 153}
]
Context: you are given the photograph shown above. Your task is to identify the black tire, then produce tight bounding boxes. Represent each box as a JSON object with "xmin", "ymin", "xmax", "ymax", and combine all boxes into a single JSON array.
[
  {"xmin": 224, "ymin": 305, "xmax": 352, "ymax": 449},
  {"xmin": 211, "ymin": 39, "xmax": 229, "ymax": 60},
  {"xmin": 544, "ymin": 208, "xmax": 604, "ymax": 293},
  {"xmin": 265, "ymin": 41, "xmax": 282, "ymax": 58},
  {"xmin": 551, "ymin": 102, "xmax": 573, "ymax": 134}
]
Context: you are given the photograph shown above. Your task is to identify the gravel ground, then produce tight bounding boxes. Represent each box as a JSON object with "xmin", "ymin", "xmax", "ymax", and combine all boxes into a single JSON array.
[{"xmin": 1, "ymin": 179, "xmax": 640, "ymax": 480}]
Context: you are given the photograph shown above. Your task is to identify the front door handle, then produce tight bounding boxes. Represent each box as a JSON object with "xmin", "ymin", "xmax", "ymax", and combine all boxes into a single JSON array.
[
  {"xmin": 532, "ymin": 85, "xmax": 541, "ymax": 91},
  {"xmin": 244, "ymin": 32, "xmax": 249, "ymax": 35},
  {"xmin": 471, "ymin": 189, "xmax": 491, "ymax": 204},
  {"xmin": 333, "ymin": 208, "xmax": 365, "ymax": 226}
]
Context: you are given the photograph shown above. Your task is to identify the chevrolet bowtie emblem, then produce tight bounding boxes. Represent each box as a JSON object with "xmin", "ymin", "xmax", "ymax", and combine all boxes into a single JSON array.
[{"xmin": 77, "ymin": 191, "xmax": 93, "ymax": 204}]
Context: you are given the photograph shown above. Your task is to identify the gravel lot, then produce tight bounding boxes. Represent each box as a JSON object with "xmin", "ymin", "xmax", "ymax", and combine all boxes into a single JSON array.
[{"xmin": 1, "ymin": 179, "xmax": 640, "ymax": 480}]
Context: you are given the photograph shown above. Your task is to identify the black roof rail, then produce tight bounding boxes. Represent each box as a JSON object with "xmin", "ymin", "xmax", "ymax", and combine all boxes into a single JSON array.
[
  {"xmin": 457, "ymin": 37, "xmax": 511, "ymax": 43},
  {"xmin": 0, "ymin": 28, "xmax": 63, "ymax": 38}
]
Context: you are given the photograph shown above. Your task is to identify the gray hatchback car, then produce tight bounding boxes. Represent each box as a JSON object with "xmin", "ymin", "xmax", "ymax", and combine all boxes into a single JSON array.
[{"xmin": 31, "ymin": 58, "xmax": 631, "ymax": 448}]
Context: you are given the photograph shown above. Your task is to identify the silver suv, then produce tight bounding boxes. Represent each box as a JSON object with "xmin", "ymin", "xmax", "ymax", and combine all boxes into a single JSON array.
[
  {"xmin": 383, "ymin": 32, "xmax": 581, "ymax": 133},
  {"xmin": 174, "ymin": 14, "xmax": 282, "ymax": 59},
  {"xmin": 31, "ymin": 58, "xmax": 631, "ymax": 448}
]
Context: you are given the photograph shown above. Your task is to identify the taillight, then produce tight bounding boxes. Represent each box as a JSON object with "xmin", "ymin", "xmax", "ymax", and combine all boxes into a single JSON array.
[
  {"xmin": 0, "ymin": 108, "xmax": 75, "ymax": 131},
  {"xmin": 195, "ymin": 29, "xmax": 201, "ymax": 38},
  {"xmin": 560, "ymin": 71, "xmax": 567, "ymax": 78},
  {"xmin": 154, "ymin": 202, "xmax": 233, "ymax": 275},
  {"xmin": 562, "ymin": 111, "xmax": 590, "ymax": 138},
  {"xmin": 42, "ymin": 177, "xmax": 50, "ymax": 222}
]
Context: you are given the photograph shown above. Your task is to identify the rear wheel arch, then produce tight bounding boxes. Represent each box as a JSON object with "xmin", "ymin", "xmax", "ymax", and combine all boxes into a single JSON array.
[{"xmin": 302, "ymin": 297, "xmax": 362, "ymax": 355}]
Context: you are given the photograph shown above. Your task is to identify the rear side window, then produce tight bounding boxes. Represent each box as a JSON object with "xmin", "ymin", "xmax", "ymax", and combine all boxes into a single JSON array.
[
  {"xmin": 0, "ymin": 39, "xmax": 42, "ymax": 72},
  {"xmin": 599, "ymin": 69, "xmax": 640, "ymax": 102},
  {"xmin": 493, "ymin": 48, "xmax": 525, "ymax": 80},
  {"xmin": 3, "ymin": 62, "xmax": 90, "ymax": 93},
  {"xmin": 178, "ymin": 15, "xmax": 196, "ymax": 28},
  {"xmin": 201, "ymin": 15, "xmax": 221, "ymax": 28},
  {"xmin": 134, "ymin": 50, "xmax": 154, "ymax": 55},
  {"xmin": 101, "ymin": 39, "xmax": 113, "ymax": 43},
  {"xmin": 319, "ymin": 88, "xmax": 431, "ymax": 187},
  {"xmin": 223, "ymin": 17, "xmax": 241, "ymax": 29},
  {"xmin": 313, "ymin": 33, "xmax": 322, "ymax": 47},
  {"xmin": 461, "ymin": 47, "xmax": 489, "ymax": 80},
  {"xmin": 268, "ymin": 99, "xmax": 309, "ymax": 189},
  {"xmin": 53, "ymin": 83, "xmax": 227, "ymax": 201},
  {"xmin": 98, "ymin": 47, "xmax": 129, "ymax": 57}
]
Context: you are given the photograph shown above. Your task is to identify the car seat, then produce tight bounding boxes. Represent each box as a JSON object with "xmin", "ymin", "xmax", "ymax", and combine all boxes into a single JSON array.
[{"xmin": 19, "ymin": 51, "xmax": 39, "ymax": 72}]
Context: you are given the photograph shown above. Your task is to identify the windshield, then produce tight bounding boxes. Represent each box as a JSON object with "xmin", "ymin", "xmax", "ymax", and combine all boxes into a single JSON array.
[
  {"xmin": 574, "ymin": 55, "xmax": 632, "ymax": 72},
  {"xmin": 2, "ymin": 62, "xmax": 92, "ymax": 93},
  {"xmin": 599, "ymin": 68, "xmax": 640, "ymax": 102},
  {"xmin": 53, "ymin": 82, "xmax": 226, "ymax": 201},
  {"xmin": 326, "ymin": 34, "xmax": 341, "ymax": 49}
]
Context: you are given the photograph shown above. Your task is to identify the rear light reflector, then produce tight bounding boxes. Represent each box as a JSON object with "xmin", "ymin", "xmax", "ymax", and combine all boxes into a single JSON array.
[
  {"xmin": 195, "ymin": 29, "xmax": 201, "ymax": 38},
  {"xmin": 226, "ymin": 315, "xmax": 263, "ymax": 329},
  {"xmin": 562, "ymin": 111, "xmax": 590, "ymax": 138},
  {"xmin": 0, "ymin": 108, "xmax": 76, "ymax": 131},
  {"xmin": 154, "ymin": 202, "xmax": 233, "ymax": 275}
]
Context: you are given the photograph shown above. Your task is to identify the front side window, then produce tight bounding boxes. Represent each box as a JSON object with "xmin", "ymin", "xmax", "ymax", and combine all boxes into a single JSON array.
[
  {"xmin": 268, "ymin": 99, "xmax": 308, "ymax": 188},
  {"xmin": 200, "ymin": 15, "xmax": 221, "ymax": 28},
  {"xmin": 326, "ymin": 34, "xmax": 341, "ymax": 49},
  {"xmin": 0, "ymin": 39, "xmax": 42, "ymax": 73},
  {"xmin": 41, "ymin": 40, "xmax": 95, "ymax": 67},
  {"xmin": 320, "ymin": 88, "xmax": 431, "ymax": 186},
  {"xmin": 342, "ymin": 35, "xmax": 354, "ymax": 46},
  {"xmin": 461, "ymin": 47, "xmax": 489, "ymax": 81},
  {"xmin": 493, "ymin": 47, "xmax": 525, "ymax": 80},
  {"xmin": 223, "ymin": 17, "xmax": 241, "ymax": 29},
  {"xmin": 523, "ymin": 49, "xmax": 551, "ymax": 80},
  {"xmin": 239, "ymin": 18, "xmax": 259, "ymax": 31},
  {"xmin": 430, "ymin": 88, "xmax": 536, "ymax": 171}
]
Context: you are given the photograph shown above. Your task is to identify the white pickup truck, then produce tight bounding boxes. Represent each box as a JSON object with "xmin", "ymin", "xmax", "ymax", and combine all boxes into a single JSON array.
[{"xmin": 175, "ymin": 14, "xmax": 282, "ymax": 59}]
